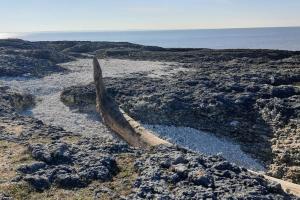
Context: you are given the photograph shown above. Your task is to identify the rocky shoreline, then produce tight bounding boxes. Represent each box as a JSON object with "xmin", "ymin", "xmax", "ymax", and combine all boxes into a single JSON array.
[
  {"xmin": 61, "ymin": 50, "xmax": 300, "ymax": 184},
  {"xmin": 1, "ymin": 88, "xmax": 296, "ymax": 199},
  {"xmin": 0, "ymin": 39, "xmax": 299, "ymax": 199}
]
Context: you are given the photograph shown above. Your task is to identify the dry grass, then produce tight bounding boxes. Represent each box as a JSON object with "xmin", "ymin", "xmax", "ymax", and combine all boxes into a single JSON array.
[
  {"xmin": 101, "ymin": 153, "xmax": 138, "ymax": 198},
  {"xmin": 0, "ymin": 140, "xmax": 34, "ymax": 199},
  {"xmin": 28, "ymin": 137, "xmax": 52, "ymax": 145},
  {"xmin": 0, "ymin": 123, "xmax": 24, "ymax": 137},
  {"xmin": 0, "ymin": 182, "xmax": 96, "ymax": 200},
  {"xmin": 0, "ymin": 183, "xmax": 32, "ymax": 200},
  {"xmin": 61, "ymin": 135, "xmax": 81, "ymax": 144},
  {"xmin": 0, "ymin": 141, "xmax": 32, "ymax": 183}
]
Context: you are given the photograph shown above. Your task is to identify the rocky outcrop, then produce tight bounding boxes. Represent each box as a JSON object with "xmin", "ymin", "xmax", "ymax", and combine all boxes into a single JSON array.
[
  {"xmin": 0, "ymin": 39, "xmax": 72, "ymax": 77},
  {"xmin": 18, "ymin": 142, "xmax": 119, "ymax": 191},
  {"xmin": 128, "ymin": 145, "xmax": 293, "ymax": 199},
  {"xmin": 61, "ymin": 49, "xmax": 300, "ymax": 184},
  {"xmin": 0, "ymin": 40, "xmax": 299, "ymax": 198},
  {"xmin": 62, "ymin": 75, "xmax": 300, "ymax": 184},
  {"xmin": 0, "ymin": 85, "xmax": 297, "ymax": 198},
  {"xmin": 0, "ymin": 86, "xmax": 34, "ymax": 114}
]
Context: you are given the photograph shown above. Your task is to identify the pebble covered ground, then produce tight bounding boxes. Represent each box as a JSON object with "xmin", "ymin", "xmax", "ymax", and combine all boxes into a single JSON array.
[
  {"xmin": 145, "ymin": 125, "xmax": 266, "ymax": 172},
  {"xmin": 0, "ymin": 59, "xmax": 174, "ymax": 138}
]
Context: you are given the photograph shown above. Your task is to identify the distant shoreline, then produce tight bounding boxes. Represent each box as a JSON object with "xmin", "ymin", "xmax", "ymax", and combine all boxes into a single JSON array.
[{"xmin": 1, "ymin": 27, "xmax": 300, "ymax": 51}]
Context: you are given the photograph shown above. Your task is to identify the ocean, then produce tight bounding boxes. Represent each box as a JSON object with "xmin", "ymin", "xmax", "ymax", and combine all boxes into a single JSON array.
[{"xmin": 2, "ymin": 27, "xmax": 300, "ymax": 50}]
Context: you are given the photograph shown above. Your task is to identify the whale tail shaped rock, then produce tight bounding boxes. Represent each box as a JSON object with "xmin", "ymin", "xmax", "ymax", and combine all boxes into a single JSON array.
[{"xmin": 93, "ymin": 57, "xmax": 171, "ymax": 148}]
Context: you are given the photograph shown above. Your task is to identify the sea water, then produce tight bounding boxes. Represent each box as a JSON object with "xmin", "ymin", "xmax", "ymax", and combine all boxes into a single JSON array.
[{"xmin": 2, "ymin": 27, "xmax": 300, "ymax": 50}]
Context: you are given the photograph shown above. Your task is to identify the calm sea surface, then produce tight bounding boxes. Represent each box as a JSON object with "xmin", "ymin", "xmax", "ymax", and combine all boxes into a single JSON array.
[{"xmin": 2, "ymin": 27, "xmax": 300, "ymax": 50}]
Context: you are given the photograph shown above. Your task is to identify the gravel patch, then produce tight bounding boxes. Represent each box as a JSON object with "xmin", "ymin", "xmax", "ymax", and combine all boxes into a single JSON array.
[
  {"xmin": 0, "ymin": 59, "xmax": 174, "ymax": 138},
  {"xmin": 145, "ymin": 125, "xmax": 266, "ymax": 172}
]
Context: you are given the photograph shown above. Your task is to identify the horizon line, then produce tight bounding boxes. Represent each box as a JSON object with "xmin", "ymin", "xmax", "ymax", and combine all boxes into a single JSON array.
[{"xmin": 2, "ymin": 25, "xmax": 300, "ymax": 34}]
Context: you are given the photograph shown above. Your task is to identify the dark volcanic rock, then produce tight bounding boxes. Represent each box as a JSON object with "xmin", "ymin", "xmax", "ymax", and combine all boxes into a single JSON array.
[
  {"xmin": 29, "ymin": 143, "xmax": 72, "ymax": 165},
  {"xmin": 61, "ymin": 47, "xmax": 300, "ymax": 184},
  {"xmin": 51, "ymin": 168, "xmax": 84, "ymax": 188},
  {"xmin": 0, "ymin": 39, "xmax": 73, "ymax": 77},
  {"xmin": 23, "ymin": 175, "xmax": 51, "ymax": 191},
  {"xmin": 0, "ymin": 86, "xmax": 34, "ymax": 114},
  {"xmin": 127, "ymin": 146, "xmax": 294, "ymax": 199},
  {"xmin": 0, "ymin": 193, "xmax": 13, "ymax": 200},
  {"xmin": 17, "ymin": 139, "xmax": 124, "ymax": 190},
  {"xmin": 17, "ymin": 162, "xmax": 47, "ymax": 174},
  {"xmin": 0, "ymin": 54, "xmax": 61, "ymax": 77}
]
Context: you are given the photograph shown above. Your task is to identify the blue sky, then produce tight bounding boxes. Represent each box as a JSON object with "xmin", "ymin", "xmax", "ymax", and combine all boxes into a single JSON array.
[{"xmin": 0, "ymin": 0, "xmax": 299, "ymax": 32}]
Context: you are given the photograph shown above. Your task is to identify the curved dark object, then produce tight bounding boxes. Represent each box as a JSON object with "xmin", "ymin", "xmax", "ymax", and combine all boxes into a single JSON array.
[{"xmin": 93, "ymin": 57, "xmax": 171, "ymax": 148}]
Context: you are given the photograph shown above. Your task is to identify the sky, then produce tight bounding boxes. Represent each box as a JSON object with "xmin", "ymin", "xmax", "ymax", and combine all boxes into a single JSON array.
[{"xmin": 0, "ymin": 0, "xmax": 300, "ymax": 32}]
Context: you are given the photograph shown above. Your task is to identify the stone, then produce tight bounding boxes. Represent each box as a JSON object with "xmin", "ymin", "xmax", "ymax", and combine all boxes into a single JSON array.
[
  {"xmin": 0, "ymin": 193, "xmax": 12, "ymax": 200},
  {"xmin": 172, "ymin": 155, "xmax": 188, "ymax": 165},
  {"xmin": 51, "ymin": 143, "xmax": 72, "ymax": 164},
  {"xmin": 188, "ymin": 170, "xmax": 214, "ymax": 187},
  {"xmin": 29, "ymin": 144, "xmax": 52, "ymax": 163},
  {"xmin": 24, "ymin": 175, "xmax": 50, "ymax": 191},
  {"xmin": 213, "ymin": 161, "xmax": 241, "ymax": 173},
  {"xmin": 53, "ymin": 172, "xmax": 84, "ymax": 188},
  {"xmin": 79, "ymin": 166, "xmax": 111, "ymax": 182},
  {"xmin": 17, "ymin": 162, "xmax": 46, "ymax": 174},
  {"xmin": 271, "ymin": 86, "xmax": 296, "ymax": 98}
]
